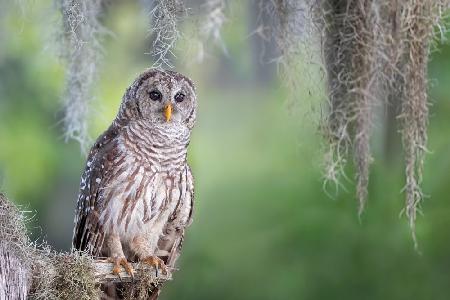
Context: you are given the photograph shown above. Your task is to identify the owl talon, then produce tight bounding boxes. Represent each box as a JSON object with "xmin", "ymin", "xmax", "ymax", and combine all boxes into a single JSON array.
[
  {"xmin": 108, "ymin": 257, "xmax": 134, "ymax": 279},
  {"xmin": 142, "ymin": 256, "xmax": 168, "ymax": 276}
]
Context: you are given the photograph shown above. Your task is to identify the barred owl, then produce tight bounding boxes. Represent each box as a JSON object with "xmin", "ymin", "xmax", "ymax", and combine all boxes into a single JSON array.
[{"xmin": 72, "ymin": 69, "xmax": 197, "ymax": 298}]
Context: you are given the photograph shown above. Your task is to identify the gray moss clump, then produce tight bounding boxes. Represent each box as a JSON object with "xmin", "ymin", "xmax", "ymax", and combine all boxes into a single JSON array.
[
  {"xmin": 316, "ymin": 0, "xmax": 447, "ymax": 243},
  {"xmin": 121, "ymin": 264, "xmax": 162, "ymax": 300},
  {"xmin": 0, "ymin": 193, "xmax": 100, "ymax": 299},
  {"xmin": 30, "ymin": 250, "xmax": 100, "ymax": 300},
  {"xmin": 52, "ymin": 253, "xmax": 98, "ymax": 300},
  {"xmin": 0, "ymin": 193, "xmax": 29, "ymax": 246},
  {"xmin": 149, "ymin": 0, "xmax": 187, "ymax": 69},
  {"xmin": 57, "ymin": 0, "xmax": 107, "ymax": 151}
]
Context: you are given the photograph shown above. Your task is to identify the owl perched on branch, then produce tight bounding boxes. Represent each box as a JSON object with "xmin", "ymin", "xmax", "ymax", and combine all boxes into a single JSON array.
[{"xmin": 72, "ymin": 69, "xmax": 197, "ymax": 298}]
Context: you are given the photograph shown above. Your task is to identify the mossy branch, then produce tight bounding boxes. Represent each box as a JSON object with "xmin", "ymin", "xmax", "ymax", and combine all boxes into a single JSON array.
[
  {"xmin": 0, "ymin": 193, "xmax": 171, "ymax": 299},
  {"xmin": 93, "ymin": 259, "xmax": 172, "ymax": 284}
]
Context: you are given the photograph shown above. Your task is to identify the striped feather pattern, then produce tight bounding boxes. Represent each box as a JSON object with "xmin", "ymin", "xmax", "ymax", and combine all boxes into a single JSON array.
[
  {"xmin": 72, "ymin": 69, "xmax": 197, "ymax": 300},
  {"xmin": 72, "ymin": 120, "xmax": 194, "ymax": 264}
]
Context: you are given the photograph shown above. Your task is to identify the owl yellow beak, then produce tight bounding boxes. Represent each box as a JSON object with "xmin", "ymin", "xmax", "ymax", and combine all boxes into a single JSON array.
[{"xmin": 164, "ymin": 103, "xmax": 172, "ymax": 122}]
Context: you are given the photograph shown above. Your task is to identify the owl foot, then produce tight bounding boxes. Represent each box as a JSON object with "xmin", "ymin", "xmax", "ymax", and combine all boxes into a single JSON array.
[
  {"xmin": 142, "ymin": 256, "xmax": 168, "ymax": 277},
  {"xmin": 108, "ymin": 257, "xmax": 134, "ymax": 280}
]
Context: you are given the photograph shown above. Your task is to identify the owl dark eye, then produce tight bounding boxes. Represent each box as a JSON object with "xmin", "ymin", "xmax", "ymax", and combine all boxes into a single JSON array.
[
  {"xmin": 149, "ymin": 90, "xmax": 162, "ymax": 101},
  {"xmin": 174, "ymin": 92, "xmax": 185, "ymax": 103}
]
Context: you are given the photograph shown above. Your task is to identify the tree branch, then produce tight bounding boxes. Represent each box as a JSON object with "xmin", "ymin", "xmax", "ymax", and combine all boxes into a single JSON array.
[
  {"xmin": 93, "ymin": 259, "xmax": 172, "ymax": 284},
  {"xmin": 0, "ymin": 193, "xmax": 172, "ymax": 299}
]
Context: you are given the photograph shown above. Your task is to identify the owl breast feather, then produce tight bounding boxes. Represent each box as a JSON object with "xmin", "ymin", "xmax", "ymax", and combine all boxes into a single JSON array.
[{"xmin": 98, "ymin": 121, "xmax": 191, "ymax": 244}]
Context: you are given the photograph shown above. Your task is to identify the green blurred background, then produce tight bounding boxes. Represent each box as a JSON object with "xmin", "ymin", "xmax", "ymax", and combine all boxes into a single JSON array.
[{"xmin": 1, "ymin": 1, "xmax": 450, "ymax": 299}]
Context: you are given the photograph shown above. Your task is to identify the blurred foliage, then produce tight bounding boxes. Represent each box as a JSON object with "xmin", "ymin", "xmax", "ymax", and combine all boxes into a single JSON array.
[{"xmin": 0, "ymin": 1, "xmax": 450, "ymax": 299}]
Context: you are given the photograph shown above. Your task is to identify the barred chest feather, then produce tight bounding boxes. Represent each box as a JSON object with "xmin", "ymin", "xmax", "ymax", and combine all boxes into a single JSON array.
[{"xmin": 99, "ymin": 121, "xmax": 193, "ymax": 251}]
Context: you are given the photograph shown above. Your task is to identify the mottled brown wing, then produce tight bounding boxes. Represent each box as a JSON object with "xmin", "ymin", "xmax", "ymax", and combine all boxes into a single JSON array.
[
  {"xmin": 72, "ymin": 125, "xmax": 120, "ymax": 256},
  {"xmin": 167, "ymin": 165, "xmax": 195, "ymax": 267},
  {"xmin": 150, "ymin": 166, "xmax": 194, "ymax": 300}
]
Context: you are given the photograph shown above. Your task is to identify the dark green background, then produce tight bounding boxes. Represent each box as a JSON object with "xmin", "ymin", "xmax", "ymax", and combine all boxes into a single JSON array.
[{"xmin": 1, "ymin": 1, "xmax": 450, "ymax": 299}]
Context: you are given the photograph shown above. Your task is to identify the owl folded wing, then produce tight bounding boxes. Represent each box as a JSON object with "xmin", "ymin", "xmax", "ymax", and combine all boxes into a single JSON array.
[{"xmin": 72, "ymin": 125, "xmax": 120, "ymax": 256}]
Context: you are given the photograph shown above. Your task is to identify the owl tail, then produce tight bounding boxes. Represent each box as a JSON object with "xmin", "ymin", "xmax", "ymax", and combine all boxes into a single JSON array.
[
  {"xmin": 149, "ymin": 287, "xmax": 161, "ymax": 300},
  {"xmin": 100, "ymin": 283, "xmax": 161, "ymax": 299}
]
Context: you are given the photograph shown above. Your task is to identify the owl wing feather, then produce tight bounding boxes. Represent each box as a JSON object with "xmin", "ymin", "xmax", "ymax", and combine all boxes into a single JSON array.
[
  {"xmin": 150, "ymin": 166, "xmax": 194, "ymax": 300},
  {"xmin": 166, "ymin": 165, "xmax": 195, "ymax": 267},
  {"xmin": 72, "ymin": 124, "xmax": 120, "ymax": 256}
]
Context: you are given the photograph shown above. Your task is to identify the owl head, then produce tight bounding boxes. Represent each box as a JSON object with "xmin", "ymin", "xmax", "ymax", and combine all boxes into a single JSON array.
[{"xmin": 117, "ymin": 69, "xmax": 197, "ymax": 129}]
